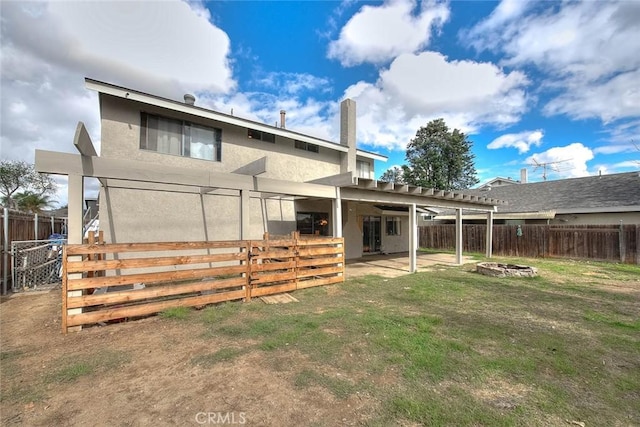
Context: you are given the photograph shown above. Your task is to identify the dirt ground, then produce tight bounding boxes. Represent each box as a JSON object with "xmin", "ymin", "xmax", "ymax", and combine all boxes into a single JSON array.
[
  {"xmin": 0, "ymin": 289, "xmax": 376, "ymax": 426},
  {"xmin": 0, "ymin": 253, "xmax": 468, "ymax": 426}
]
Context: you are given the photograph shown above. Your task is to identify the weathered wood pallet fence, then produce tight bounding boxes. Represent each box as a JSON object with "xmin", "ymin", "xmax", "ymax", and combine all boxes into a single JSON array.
[
  {"xmin": 61, "ymin": 232, "xmax": 344, "ymax": 333},
  {"xmin": 420, "ymin": 224, "xmax": 639, "ymax": 264}
]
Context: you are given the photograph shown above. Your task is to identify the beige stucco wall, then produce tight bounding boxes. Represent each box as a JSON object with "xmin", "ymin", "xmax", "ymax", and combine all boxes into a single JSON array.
[
  {"xmin": 340, "ymin": 202, "xmax": 411, "ymax": 258},
  {"xmin": 381, "ymin": 215, "xmax": 410, "ymax": 254},
  {"xmin": 343, "ymin": 201, "xmax": 363, "ymax": 259},
  {"xmin": 98, "ymin": 94, "xmax": 345, "ymax": 246},
  {"xmin": 99, "ymin": 95, "xmax": 341, "ymax": 182}
]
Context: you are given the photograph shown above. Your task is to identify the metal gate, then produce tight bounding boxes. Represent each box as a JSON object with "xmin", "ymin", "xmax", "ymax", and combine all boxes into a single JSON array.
[{"xmin": 11, "ymin": 238, "xmax": 66, "ymax": 291}]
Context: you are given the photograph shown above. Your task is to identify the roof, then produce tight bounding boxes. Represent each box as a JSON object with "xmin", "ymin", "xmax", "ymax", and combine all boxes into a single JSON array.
[
  {"xmin": 85, "ymin": 78, "xmax": 387, "ymax": 162},
  {"xmin": 468, "ymin": 172, "xmax": 640, "ymax": 214}
]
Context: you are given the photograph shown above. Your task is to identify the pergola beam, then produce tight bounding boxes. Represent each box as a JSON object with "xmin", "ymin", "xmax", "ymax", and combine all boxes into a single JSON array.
[
  {"xmin": 73, "ymin": 122, "xmax": 106, "ymax": 187},
  {"xmin": 232, "ymin": 157, "xmax": 267, "ymax": 176},
  {"xmin": 35, "ymin": 150, "xmax": 336, "ymax": 199},
  {"xmin": 340, "ymin": 187, "xmax": 496, "ymax": 211}
]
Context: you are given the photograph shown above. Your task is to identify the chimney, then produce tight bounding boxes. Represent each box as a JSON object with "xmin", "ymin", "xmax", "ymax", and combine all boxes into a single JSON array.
[
  {"xmin": 340, "ymin": 99, "xmax": 357, "ymax": 174},
  {"xmin": 184, "ymin": 94, "xmax": 196, "ymax": 105},
  {"xmin": 520, "ymin": 168, "xmax": 527, "ymax": 184},
  {"xmin": 280, "ymin": 110, "xmax": 286, "ymax": 129}
]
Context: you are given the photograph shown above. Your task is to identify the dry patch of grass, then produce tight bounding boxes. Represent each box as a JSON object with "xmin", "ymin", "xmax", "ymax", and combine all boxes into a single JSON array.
[{"xmin": 1, "ymin": 256, "xmax": 638, "ymax": 426}]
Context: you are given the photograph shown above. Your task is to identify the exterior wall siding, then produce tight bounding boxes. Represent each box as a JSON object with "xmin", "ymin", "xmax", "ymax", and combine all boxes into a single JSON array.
[
  {"xmin": 98, "ymin": 95, "xmax": 342, "ymax": 246},
  {"xmin": 100, "ymin": 95, "xmax": 341, "ymax": 182}
]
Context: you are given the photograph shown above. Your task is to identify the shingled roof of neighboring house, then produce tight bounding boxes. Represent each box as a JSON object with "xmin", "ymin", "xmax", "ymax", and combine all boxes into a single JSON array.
[{"xmin": 468, "ymin": 171, "xmax": 640, "ymax": 214}]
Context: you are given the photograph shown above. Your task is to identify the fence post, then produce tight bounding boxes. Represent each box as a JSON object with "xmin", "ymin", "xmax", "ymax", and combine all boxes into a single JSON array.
[
  {"xmin": 636, "ymin": 225, "xmax": 640, "ymax": 265},
  {"xmin": 244, "ymin": 241, "xmax": 251, "ymax": 302},
  {"xmin": 619, "ymin": 222, "xmax": 626, "ymax": 263},
  {"xmin": 34, "ymin": 213, "xmax": 38, "ymax": 240},
  {"xmin": 2, "ymin": 207, "xmax": 8, "ymax": 295}
]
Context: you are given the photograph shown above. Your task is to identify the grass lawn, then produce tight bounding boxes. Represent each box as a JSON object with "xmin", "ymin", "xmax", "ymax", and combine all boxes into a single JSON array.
[
  {"xmin": 190, "ymin": 256, "xmax": 640, "ymax": 425},
  {"xmin": 1, "ymin": 255, "xmax": 638, "ymax": 426}
]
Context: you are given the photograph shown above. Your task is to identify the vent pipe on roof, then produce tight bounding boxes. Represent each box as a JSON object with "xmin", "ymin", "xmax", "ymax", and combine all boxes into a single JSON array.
[
  {"xmin": 520, "ymin": 168, "xmax": 527, "ymax": 183},
  {"xmin": 184, "ymin": 94, "xmax": 196, "ymax": 105},
  {"xmin": 280, "ymin": 110, "xmax": 286, "ymax": 129}
]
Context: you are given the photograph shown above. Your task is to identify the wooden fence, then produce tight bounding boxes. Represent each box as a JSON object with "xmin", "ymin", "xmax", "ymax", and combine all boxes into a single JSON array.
[
  {"xmin": 61, "ymin": 233, "xmax": 344, "ymax": 332},
  {"xmin": 419, "ymin": 224, "xmax": 639, "ymax": 264},
  {"xmin": 1, "ymin": 209, "xmax": 67, "ymax": 291}
]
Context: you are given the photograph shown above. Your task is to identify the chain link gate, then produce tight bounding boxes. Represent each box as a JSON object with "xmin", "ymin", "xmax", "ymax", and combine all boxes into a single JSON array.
[{"xmin": 11, "ymin": 238, "xmax": 66, "ymax": 291}]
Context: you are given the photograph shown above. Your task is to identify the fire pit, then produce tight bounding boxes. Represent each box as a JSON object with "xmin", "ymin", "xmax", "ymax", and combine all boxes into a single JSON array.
[{"xmin": 476, "ymin": 262, "xmax": 538, "ymax": 278}]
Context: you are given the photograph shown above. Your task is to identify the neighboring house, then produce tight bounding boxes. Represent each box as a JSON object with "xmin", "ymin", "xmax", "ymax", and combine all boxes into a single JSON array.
[
  {"xmin": 36, "ymin": 78, "xmax": 503, "ymax": 267},
  {"xmin": 476, "ymin": 177, "xmax": 520, "ymax": 190},
  {"xmin": 434, "ymin": 172, "xmax": 640, "ymax": 225}
]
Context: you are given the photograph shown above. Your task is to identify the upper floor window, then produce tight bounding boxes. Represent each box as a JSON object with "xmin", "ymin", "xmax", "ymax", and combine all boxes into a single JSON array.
[
  {"xmin": 140, "ymin": 113, "xmax": 221, "ymax": 161},
  {"xmin": 294, "ymin": 140, "xmax": 319, "ymax": 153},
  {"xmin": 248, "ymin": 129, "xmax": 275, "ymax": 143},
  {"xmin": 356, "ymin": 160, "xmax": 372, "ymax": 178}
]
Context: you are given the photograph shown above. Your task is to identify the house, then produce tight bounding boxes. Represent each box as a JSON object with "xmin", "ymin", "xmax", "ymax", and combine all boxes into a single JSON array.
[
  {"xmin": 433, "ymin": 171, "xmax": 640, "ymax": 225},
  {"xmin": 35, "ymin": 78, "xmax": 504, "ymax": 269},
  {"xmin": 476, "ymin": 176, "xmax": 520, "ymax": 190}
]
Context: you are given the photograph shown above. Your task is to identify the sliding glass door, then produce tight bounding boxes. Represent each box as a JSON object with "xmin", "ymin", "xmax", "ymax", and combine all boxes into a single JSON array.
[{"xmin": 362, "ymin": 216, "xmax": 381, "ymax": 253}]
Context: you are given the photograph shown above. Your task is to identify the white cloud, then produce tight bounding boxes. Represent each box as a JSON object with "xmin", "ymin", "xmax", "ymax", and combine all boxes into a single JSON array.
[
  {"xmin": 342, "ymin": 52, "xmax": 530, "ymax": 150},
  {"xmin": 487, "ymin": 130, "xmax": 543, "ymax": 154},
  {"xmin": 612, "ymin": 160, "xmax": 640, "ymax": 169},
  {"xmin": 0, "ymin": 0, "xmax": 235, "ymax": 204},
  {"xmin": 254, "ymin": 72, "xmax": 332, "ymax": 96},
  {"xmin": 464, "ymin": 0, "xmax": 640, "ymax": 125},
  {"xmin": 526, "ymin": 143, "xmax": 594, "ymax": 179},
  {"xmin": 593, "ymin": 142, "xmax": 638, "ymax": 155},
  {"xmin": 328, "ymin": 0, "xmax": 449, "ymax": 66},
  {"xmin": 543, "ymin": 70, "xmax": 640, "ymax": 123}
]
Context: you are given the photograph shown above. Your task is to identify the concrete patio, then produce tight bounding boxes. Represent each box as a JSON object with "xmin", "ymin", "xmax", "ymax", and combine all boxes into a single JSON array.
[{"xmin": 345, "ymin": 252, "xmax": 478, "ymax": 279}]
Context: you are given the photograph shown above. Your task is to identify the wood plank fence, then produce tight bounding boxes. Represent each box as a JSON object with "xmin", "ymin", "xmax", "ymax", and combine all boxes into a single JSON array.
[
  {"xmin": 61, "ymin": 232, "xmax": 344, "ymax": 332},
  {"xmin": 419, "ymin": 224, "xmax": 639, "ymax": 264}
]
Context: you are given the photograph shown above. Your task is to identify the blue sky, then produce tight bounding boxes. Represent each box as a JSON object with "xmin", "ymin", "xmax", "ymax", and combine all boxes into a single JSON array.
[{"xmin": 1, "ymin": 0, "xmax": 638, "ymax": 205}]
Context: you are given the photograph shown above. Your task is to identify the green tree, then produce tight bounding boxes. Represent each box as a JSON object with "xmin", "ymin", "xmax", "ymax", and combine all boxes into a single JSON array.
[
  {"xmin": 12, "ymin": 191, "xmax": 53, "ymax": 214},
  {"xmin": 379, "ymin": 166, "xmax": 405, "ymax": 184},
  {"xmin": 402, "ymin": 119, "xmax": 478, "ymax": 190},
  {"xmin": 0, "ymin": 160, "xmax": 56, "ymax": 209}
]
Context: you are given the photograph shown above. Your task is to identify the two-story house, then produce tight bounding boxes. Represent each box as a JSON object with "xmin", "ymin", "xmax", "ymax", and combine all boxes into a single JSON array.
[{"xmin": 36, "ymin": 78, "xmax": 502, "ymax": 269}]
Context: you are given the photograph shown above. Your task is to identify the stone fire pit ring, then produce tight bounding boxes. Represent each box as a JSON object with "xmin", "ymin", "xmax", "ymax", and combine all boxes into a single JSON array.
[{"xmin": 476, "ymin": 262, "xmax": 538, "ymax": 278}]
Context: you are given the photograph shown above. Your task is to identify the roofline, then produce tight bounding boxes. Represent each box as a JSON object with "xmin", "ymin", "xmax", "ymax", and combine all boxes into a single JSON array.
[
  {"xmin": 85, "ymin": 78, "xmax": 387, "ymax": 161},
  {"xmin": 476, "ymin": 177, "xmax": 520, "ymax": 188},
  {"xmin": 555, "ymin": 205, "xmax": 640, "ymax": 214},
  {"xmin": 356, "ymin": 148, "xmax": 387, "ymax": 162},
  {"xmin": 436, "ymin": 210, "xmax": 556, "ymax": 220}
]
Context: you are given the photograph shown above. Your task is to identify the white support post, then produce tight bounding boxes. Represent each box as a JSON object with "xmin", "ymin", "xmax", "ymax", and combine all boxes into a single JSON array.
[
  {"xmin": 67, "ymin": 175, "xmax": 84, "ymax": 332},
  {"xmin": 240, "ymin": 189, "xmax": 250, "ymax": 240},
  {"xmin": 51, "ymin": 216, "xmax": 54, "ymax": 234},
  {"xmin": 34, "ymin": 213, "xmax": 38, "ymax": 240},
  {"xmin": 455, "ymin": 208, "xmax": 463, "ymax": 265},
  {"xmin": 486, "ymin": 210, "xmax": 494, "ymax": 258},
  {"xmin": 332, "ymin": 187, "xmax": 342, "ymax": 238},
  {"xmin": 409, "ymin": 203, "xmax": 417, "ymax": 273}
]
